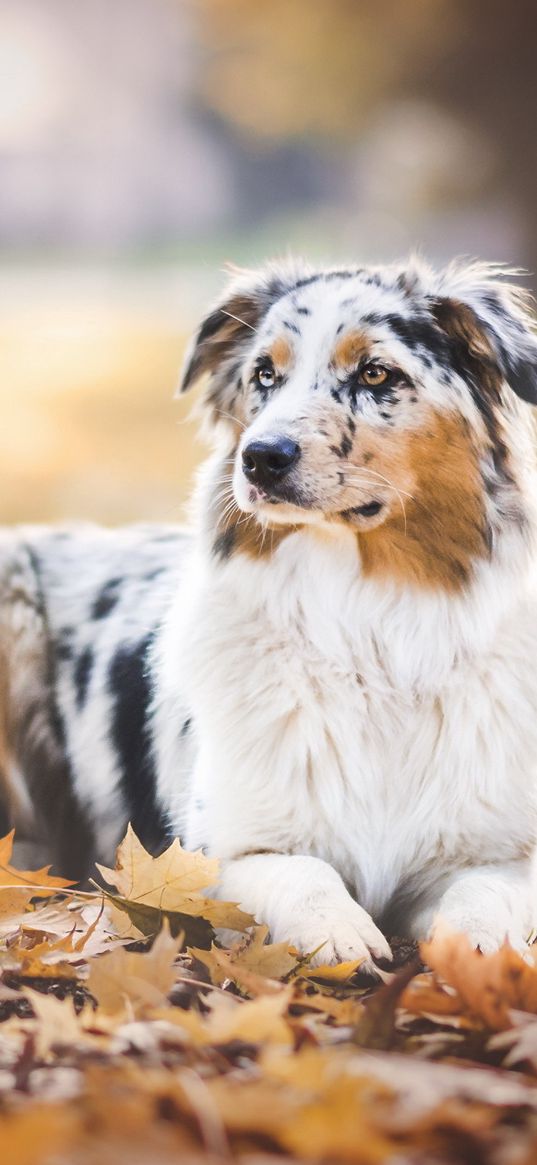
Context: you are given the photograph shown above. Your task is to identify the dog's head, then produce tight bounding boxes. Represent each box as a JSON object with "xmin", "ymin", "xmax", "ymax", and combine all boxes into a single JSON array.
[{"xmin": 179, "ymin": 259, "xmax": 537, "ymax": 589}]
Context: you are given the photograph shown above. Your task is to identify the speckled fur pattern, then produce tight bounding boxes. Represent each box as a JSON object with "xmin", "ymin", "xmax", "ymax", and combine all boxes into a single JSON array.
[
  {"xmin": 4, "ymin": 257, "xmax": 537, "ymax": 969},
  {"xmin": 0, "ymin": 524, "xmax": 187, "ymax": 875}
]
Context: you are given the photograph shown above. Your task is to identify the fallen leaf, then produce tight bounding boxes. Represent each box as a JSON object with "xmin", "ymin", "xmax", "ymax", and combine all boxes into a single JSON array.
[
  {"xmin": 0, "ymin": 831, "xmax": 73, "ymax": 917},
  {"xmin": 96, "ymin": 826, "xmax": 253, "ymax": 941},
  {"xmin": 87, "ymin": 921, "xmax": 182, "ymax": 1017},
  {"xmin": 300, "ymin": 958, "xmax": 365, "ymax": 983},
  {"xmin": 421, "ymin": 924, "xmax": 537, "ymax": 1031},
  {"xmin": 191, "ymin": 925, "xmax": 299, "ymax": 992},
  {"xmin": 17, "ymin": 989, "xmax": 95, "ymax": 1059},
  {"xmin": 0, "ymin": 1105, "xmax": 78, "ymax": 1165}
]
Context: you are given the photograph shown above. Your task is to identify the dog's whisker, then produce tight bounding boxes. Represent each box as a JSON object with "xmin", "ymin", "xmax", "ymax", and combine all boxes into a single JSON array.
[
  {"xmin": 214, "ymin": 408, "xmax": 247, "ymax": 431},
  {"xmin": 219, "ymin": 309, "xmax": 257, "ymax": 334},
  {"xmin": 343, "ymin": 468, "xmax": 415, "ymax": 502},
  {"xmin": 342, "ymin": 469, "xmax": 409, "ymax": 534}
]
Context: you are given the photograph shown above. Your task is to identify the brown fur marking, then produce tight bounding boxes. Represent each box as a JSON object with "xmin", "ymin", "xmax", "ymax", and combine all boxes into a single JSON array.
[
  {"xmin": 333, "ymin": 331, "xmax": 369, "ymax": 371},
  {"xmin": 357, "ymin": 410, "xmax": 489, "ymax": 592},
  {"xmin": 269, "ymin": 335, "xmax": 293, "ymax": 371}
]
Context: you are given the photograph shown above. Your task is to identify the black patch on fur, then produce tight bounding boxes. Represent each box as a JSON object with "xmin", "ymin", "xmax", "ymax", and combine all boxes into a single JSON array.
[
  {"xmin": 213, "ymin": 529, "xmax": 237, "ymax": 560},
  {"xmin": 330, "ymin": 432, "xmax": 353, "ymax": 459},
  {"xmin": 370, "ymin": 312, "xmax": 448, "ymax": 364},
  {"xmin": 108, "ymin": 634, "xmax": 171, "ymax": 854},
  {"xmin": 292, "ymin": 270, "xmax": 357, "ymax": 292},
  {"xmin": 0, "ymin": 799, "xmax": 10, "ymax": 839},
  {"xmin": 56, "ymin": 627, "xmax": 74, "ymax": 662},
  {"xmin": 92, "ymin": 578, "xmax": 122, "ymax": 620},
  {"xmin": 74, "ymin": 646, "xmax": 94, "ymax": 710},
  {"xmin": 143, "ymin": 568, "xmax": 165, "ymax": 583},
  {"xmin": 340, "ymin": 500, "xmax": 383, "ymax": 519},
  {"xmin": 181, "ymin": 717, "xmax": 192, "ymax": 737},
  {"xmin": 283, "ymin": 320, "xmax": 300, "ymax": 335},
  {"xmin": 431, "ymin": 299, "xmax": 512, "ymax": 476}
]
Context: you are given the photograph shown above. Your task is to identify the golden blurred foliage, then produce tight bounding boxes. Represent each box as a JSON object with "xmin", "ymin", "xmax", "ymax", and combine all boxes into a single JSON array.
[
  {"xmin": 0, "ymin": 296, "xmax": 204, "ymax": 526},
  {"xmin": 199, "ymin": 0, "xmax": 453, "ymax": 139}
]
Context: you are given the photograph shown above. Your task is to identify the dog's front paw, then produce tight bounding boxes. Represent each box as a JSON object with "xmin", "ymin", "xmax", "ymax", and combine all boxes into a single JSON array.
[
  {"xmin": 433, "ymin": 910, "xmax": 528, "ymax": 956},
  {"xmin": 272, "ymin": 900, "xmax": 392, "ymax": 973}
]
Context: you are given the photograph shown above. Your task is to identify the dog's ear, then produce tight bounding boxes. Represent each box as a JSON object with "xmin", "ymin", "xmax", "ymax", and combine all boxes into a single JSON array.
[
  {"xmin": 177, "ymin": 267, "xmax": 295, "ymax": 397},
  {"xmin": 432, "ymin": 264, "xmax": 537, "ymax": 405}
]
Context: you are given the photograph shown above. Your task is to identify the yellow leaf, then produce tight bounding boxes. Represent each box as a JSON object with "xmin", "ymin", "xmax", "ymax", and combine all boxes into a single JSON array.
[
  {"xmin": 96, "ymin": 825, "xmax": 219, "ymax": 905},
  {"xmin": 96, "ymin": 825, "xmax": 253, "ymax": 933},
  {"xmin": 300, "ymin": 958, "xmax": 365, "ymax": 982},
  {"xmin": 281, "ymin": 1074, "xmax": 393, "ymax": 1161},
  {"xmin": 87, "ymin": 921, "xmax": 182, "ymax": 1017},
  {"xmin": 0, "ymin": 1106, "xmax": 78, "ymax": 1165},
  {"xmin": 0, "ymin": 830, "xmax": 73, "ymax": 917},
  {"xmin": 206, "ymin": 989, "xmax": 294, "ymax": 1048},
  {"xmin": 158, "ymin": 989, "xmax": 294, "ymax": 1049},
  {"xmin": 21, "ymin": 989, "xmax": 95, "ymax": 1059},
  {"xmin": 421, "ymin": 923, "xmax": 537, "ymax": 1032},
  {"xmin": 191, "ymin": 925, "xmax": 299, "ymax": 992}
]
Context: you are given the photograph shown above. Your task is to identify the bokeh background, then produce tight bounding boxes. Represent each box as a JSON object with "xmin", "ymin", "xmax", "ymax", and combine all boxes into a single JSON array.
[{"xmin": 2, "ymin": 0, "xmax": 537, "ymax": 524}]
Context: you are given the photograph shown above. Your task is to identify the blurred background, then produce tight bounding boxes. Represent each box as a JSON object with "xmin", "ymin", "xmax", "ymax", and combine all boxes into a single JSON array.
[{"xmin": 2, "ymin": 0, "xmax": 536, "ymax": 524}]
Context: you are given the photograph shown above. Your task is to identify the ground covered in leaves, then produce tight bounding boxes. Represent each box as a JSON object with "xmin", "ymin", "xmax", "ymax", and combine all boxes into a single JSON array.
[{"xmin": 2, "ymin": 828, "xmax": 537, "ymax": 1164}]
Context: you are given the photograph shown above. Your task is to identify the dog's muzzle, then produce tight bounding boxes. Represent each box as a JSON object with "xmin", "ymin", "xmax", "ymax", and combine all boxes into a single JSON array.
[{"xmin": 242, "ymin": 437, "xmax": 301, "ymax": 495}]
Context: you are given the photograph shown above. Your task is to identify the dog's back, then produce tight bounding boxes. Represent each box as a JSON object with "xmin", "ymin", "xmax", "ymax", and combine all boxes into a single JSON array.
[{"xmin": 0, "ymin": 523, "xmax": 187, "ymax": 875}]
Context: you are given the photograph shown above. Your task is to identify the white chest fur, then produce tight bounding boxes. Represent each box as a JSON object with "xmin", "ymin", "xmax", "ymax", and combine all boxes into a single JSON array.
[{"xmin": 155, "ymin": 525, "xmax": 537, "ymax": 924}]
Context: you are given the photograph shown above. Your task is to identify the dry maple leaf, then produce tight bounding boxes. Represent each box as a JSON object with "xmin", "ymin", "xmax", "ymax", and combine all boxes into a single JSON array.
[
  {"xmin": 421, "ymin": 924, "xmax": 537, "ymax": 1031},
  {"xmin": 5, "ymin": 905, "xmax": 117, "ymax": 979},
  {"xmin": 97, "ymin": 825, "xmax": 219, "ymax": 903},
  {"xmin": 280, "ymin": 1074, "xmax": 394, "ymax": 1162},
  {"xmin": 96, "ymin": 826, "xmax": 253, "ymax": 939},
  {"xmin": 191, "ymin": 925, "xmax": 299, "ymax": 992},
  {"xmin": 15, "ymin": 989, "xmax": 95, "ymax": 1060},
  {"xmin": 87, "ymin": 920, "xmax": 182, "ymax": 1017},
  {"xmin": 300, "ymin": 958, "xmax": 366, "ymax": 983},
  {"xmin": 0, "ymin": 830, "xmax": 73, "ymax": 917},
  {"xmin": 0, "ymin": 1105, "xmax": 79, "ymax": 1165},
  {"xmin": 155, "ymin": 988, "xmax": 295, "ymax": 1050}
]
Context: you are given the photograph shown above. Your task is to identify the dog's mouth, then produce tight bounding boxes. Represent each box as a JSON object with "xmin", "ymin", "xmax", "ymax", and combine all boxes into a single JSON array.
[
  {"xmin": 239, "ymin": 481, "xmax": 388, "ymax": 531},
  {"xmin": 339, "ymin": 500, "xmax": 384, "ymax": 520}
]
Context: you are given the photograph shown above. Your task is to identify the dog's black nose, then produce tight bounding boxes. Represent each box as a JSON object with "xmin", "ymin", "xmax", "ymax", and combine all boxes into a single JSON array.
[{"xmin": 242, "ymin": 438, "xmax": 300, "ymax": 489}]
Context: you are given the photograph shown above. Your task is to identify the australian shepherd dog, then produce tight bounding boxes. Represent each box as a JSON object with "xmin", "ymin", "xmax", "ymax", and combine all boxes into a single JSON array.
[{"xmin": 3, "ymin": 257, "xmax": 537, "ymax": 970}]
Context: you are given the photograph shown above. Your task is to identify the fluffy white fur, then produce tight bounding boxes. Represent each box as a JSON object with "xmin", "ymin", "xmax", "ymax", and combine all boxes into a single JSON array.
[
  {"xmin": 3, "ymin": 257, "xmax": 537, "ymax": 971},
  {"xmin": 152, "ymin": 258, "xmax": 537, "ymax": 969}
]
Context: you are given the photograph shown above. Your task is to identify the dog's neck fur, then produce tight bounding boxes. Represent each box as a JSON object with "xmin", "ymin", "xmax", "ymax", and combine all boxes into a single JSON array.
[{"xmin": 197, "ymin": 438, "xmax": 537, "ymax": 696}]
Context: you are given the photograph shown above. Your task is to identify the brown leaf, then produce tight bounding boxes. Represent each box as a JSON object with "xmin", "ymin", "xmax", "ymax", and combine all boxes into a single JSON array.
[
  {"xmin": 87, "ymin": 921, "xmax": 182, "ymax": 1017},
  {"xmin": 300, "ymin": 958, "xmax": 365, "ymax": 983},
  {"xmin": 422, "ymin": 924, "xmax": 537, "ymax": 1031},
  {"xmin": 96, "ymin": 826, "xmax": 253, "ymax": 935},
  {"xmin": 280, "ymin": 1074, "xmax": 394, "ymax": 1162},
  {"xmin": 0, "ymin": 831, "xmax": 73, "ymax": 917},
  {"xmin": 191, "ymin": 925, "xmax": 299, "ymax": 992},
  {"xmin": 18, "ymin": 989, "xmax": 95, "ymax": 1059},
  {"xmin": 0, "ymin": 1105, "xmax": 78, "ymax": 1165},
  {"xmin": 101, "ymin": 888, "xmax": 215, "ymax": 949}
]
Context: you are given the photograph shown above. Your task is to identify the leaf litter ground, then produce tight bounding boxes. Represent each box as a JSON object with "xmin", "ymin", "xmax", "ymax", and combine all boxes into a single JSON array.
[{"xmin": 2, "ymin": 826, "xmax": 537, "ymax": 1164}]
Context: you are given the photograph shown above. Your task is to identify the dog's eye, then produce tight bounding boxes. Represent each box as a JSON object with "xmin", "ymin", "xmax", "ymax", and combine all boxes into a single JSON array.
[
  {"xmin": 359, "ymin": 363, "xmax": 390, "ymax": 387},
  {"xmin": 255, "ymin": 365, "xmax": 276, "ymax": 390}
]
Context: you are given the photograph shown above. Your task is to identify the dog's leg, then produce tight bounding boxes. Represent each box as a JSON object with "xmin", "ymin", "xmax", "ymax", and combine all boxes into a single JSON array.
[
  {"xmin": 416, "ymin": 861, "xmax": 533, "ymax": 953},
  {"xmin": 216, "ymin": 852, "xmax": 392, "ymax": 971}
]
